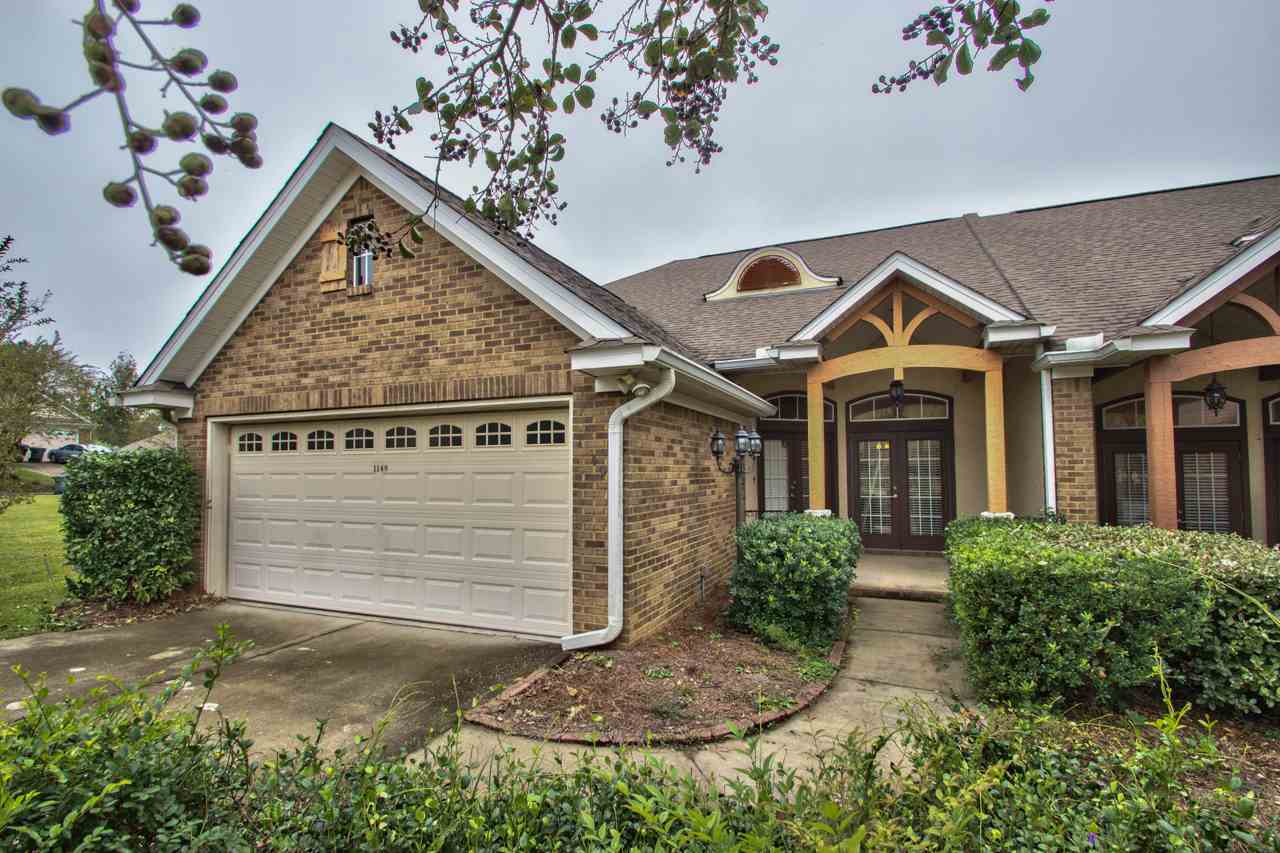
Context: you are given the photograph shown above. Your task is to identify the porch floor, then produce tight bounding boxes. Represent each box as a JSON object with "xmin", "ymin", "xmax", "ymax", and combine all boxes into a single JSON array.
[{"xmin": 852, "ymin": 552, "xmax": 949, "ymax": 602}]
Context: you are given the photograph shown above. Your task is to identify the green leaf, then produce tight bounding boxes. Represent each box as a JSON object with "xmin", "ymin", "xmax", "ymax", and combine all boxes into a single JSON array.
[
  {"xmin": 574, "ymin": 85, "xmax": 594, "ymax": 109},
  {"xmin": 565, "ymin": 63, "xmax": 581, "ymax": 83},
  {"xmin": 926, "ymin": 30, "xmax": 949, "ymax": 47},
  {"xmin": 562, "ymin": 94, "xmax": 575, "ymax": 114},
  {"xmin": 636, "ymin": 100, "xmax": 660, "ymax": 117},
  {"xmin": 1019, "ymin": 8, "xmax": 1050, "ymax": 28},
  {"xmin": 644, "ymin": 40, "xmax": 662, "ymax": 67},
  {"xmin": 1016, "ymin": 69, "xmax": 1035, "ymax": 91},
  {"xmin": 932, "ymin": 54, "xmax": 952, "ymax": 85},
  {"xmin": 484, "ymin": 149, "xmax": 499, "ymax": 172},
  {"xmin": 560, "ymin": 25, "xmax": 576, "ymax": 49},
  {"xmin": 663, "ymin": 124, "xmax": 681, "ymax": 146},
  {"xmin": 410, "ymin": 225, "xmax": 424, "ymax": 244},
  {"xmin": 577, "ymin": 23, "xmax": 597, "ymax": 41},
  {"xmin": 1018, "ymin": 38, "xmax": 1042, "ymax": 67},
  {"xmin": 988, "ymin": 43, "xmax": 1020, "ymax": 71},
  {"xmin": 572, "ymin": 2, "xmax": 590, "ymax": 22},
  {"xmin": 398, "ymin": 240, "xmax": 414, "ymax": 259},
  {"xmin": 956, "ymin": 43, "xmax": 974, "ymax": 75}
]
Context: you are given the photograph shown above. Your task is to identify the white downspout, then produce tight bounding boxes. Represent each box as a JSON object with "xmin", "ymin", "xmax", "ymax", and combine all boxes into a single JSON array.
[
  {"xmin": 1037, "ymin": 345, "xmax": 1058, "ymax": 513},
  {"xmin": 561, "ymin": 366, "xmax": 677, "ymax": 650}
]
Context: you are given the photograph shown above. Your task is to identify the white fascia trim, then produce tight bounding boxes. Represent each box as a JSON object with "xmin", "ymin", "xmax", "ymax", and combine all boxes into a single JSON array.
[
  {"xmin": 119, "ymin": 388, "xmax": 195, "ymax": 419},
  {"xmin": 145, "ymin": 125, "xmax": 632, "ymax": 387},
  {"xmin": 710, "ymin": 341, "xmax": 820, "ymax": 373},
  {"xmin": 790, "ymin": 252, "xmax": 1025, "ymax": 342},
  {"xmin": 333, "ymin": 132, "xmax": 630, "ymax": 343},
  {"xmin": 570, "ymin": 345, "xmax": 774, "ymax": 417},
  {"xmin": 1144, "ymin": 226, "xmax": 1280, "ymax": 327},
  {"xmin": 591, "ymin": 379, "xmax": 745, "ymax": 423},
  {"xmin": 1030, "ymin": 329, "xmax": 1193, "ymax": 372},
  {"xmin": 183, "ymin": 169, "xmax": 362, "ymax": 387},
  {"xmin": 712, "ymin": 356, "xmax": 779, "ymax": 373},
  {"xmin": 773, "ymin": 341, "xmax": 822, "ymax": 362},
  {"xmin": 982, "ymin": 323, "xmax": 1058, "ymax": 347},
  {"xmin": 205, "ymin": 394, "xmax": 571, "ymax": 425}
]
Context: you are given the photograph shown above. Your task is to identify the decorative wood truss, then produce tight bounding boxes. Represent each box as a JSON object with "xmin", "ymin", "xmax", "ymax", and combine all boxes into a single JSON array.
[
  {"xmin": 1144, "ymin": 291, "xmax": 1280, "ymax": 529},
  {"xmin": 804, "ymin": 279, "xmax": 1008, "ymax": 514}
]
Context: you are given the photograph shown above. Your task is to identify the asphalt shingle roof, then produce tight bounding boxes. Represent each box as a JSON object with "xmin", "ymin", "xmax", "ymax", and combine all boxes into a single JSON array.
[{"xmin": 607, "ymin": 174, "xmax": 1280, "ymax": 362}]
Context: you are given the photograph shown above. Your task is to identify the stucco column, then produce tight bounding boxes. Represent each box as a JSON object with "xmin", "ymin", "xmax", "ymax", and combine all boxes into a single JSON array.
[
  {"xmin": 984, "ymin": 366, "xmax": 1008, "ymax": 513},
  {"xmin": 1144, "ymin": 359, "xmax": 1177, "ymax": 529},
  {"xmin": 806, "ymin": 374, "xmax": 826, "ymax": 510}
]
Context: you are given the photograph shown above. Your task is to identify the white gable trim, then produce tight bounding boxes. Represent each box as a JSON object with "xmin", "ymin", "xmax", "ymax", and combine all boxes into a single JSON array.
[
  {"xmin": 789, "ymin": 252, "xmax": 1025, "ymax": 342},
  {"xmin": 1143, "ymin": 226, "xmax": 1280, "ymax": 328},
  {"xmin": 141, "ymin": 125, "xmax": 631, "ymax": 388}
]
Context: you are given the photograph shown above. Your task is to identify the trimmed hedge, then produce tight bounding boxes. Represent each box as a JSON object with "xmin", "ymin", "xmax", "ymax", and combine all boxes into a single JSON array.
[
  {"xmin": 60, "ymin": 448, "xmax": 200, "ymax": 605},
  {"xmin": 947, "ymin": 517, "xmax": 1280, "ymax": 714},
  {"xmin": 729, "ymin": 514, "xmax": 861, "ymax": 649}
]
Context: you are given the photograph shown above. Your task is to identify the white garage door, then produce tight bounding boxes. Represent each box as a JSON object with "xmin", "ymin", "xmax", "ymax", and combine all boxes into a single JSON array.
[{"xmin": 227, "ymin": 409, "xmax": 572, "ymax": 636}]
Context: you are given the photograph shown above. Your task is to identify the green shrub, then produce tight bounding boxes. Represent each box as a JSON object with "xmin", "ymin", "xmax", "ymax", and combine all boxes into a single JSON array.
[
  {"xmin": 947, "ymin": 517, "xmax": 1280, "ymax": 714},
  {"xmin": 729, "ymin": 514, "xmax": 861, "ymax": 650},
  {"xmin": 60, "ymin": 448, "xmax": 200, "ymax": 605},
  {"xmin": 1, "ymin": 637, "xmax": 1269, "ymax": 850}
]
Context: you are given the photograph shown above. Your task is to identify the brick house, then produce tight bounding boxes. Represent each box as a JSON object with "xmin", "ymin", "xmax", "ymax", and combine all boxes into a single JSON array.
[{"xmin": 125, "ymin": 124, "xmax": 1280, "ymax": 645}]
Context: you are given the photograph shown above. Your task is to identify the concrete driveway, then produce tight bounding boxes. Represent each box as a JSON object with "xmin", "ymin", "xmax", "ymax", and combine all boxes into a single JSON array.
[{"xmin": 0, "ymin": 603, "xmax": 562, "ymax": 755}]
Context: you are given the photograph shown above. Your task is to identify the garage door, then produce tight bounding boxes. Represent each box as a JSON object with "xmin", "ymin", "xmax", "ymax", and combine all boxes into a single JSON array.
[{"xmin": 226, "ymin": 409, "xmax": 572, "ymax": 636}]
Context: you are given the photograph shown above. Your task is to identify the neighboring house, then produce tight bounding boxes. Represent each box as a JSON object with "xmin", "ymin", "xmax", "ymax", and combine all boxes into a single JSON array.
[
  {"xmin": 23, "ymin": 406, "xmax": 94, "ymax": 449},
  {"xmin": 123, "ymin": 123, "xmax": 1280, "ymax": 647},
  {"xmin": 120, "ymin": 430, "xmax": 178, "ymax": 452}
]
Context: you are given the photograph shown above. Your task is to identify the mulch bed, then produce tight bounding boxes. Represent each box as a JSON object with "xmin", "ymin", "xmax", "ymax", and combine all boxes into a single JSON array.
[
  {"xmin": 44, "ymin": 587, "xmax": 221, "ymax": 632},
  {"xmin": 467, "ymin": 597, "xmax": 844, "ymax": 745},
  {"xmin": 1064, "ymin": 697, "xmax": 1280, "ymax": 829}
]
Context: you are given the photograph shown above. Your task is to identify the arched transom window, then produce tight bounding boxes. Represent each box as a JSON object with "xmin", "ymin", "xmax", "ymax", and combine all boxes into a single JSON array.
[
  {"xmin": 848, "ymin": 393, "xmax": 949, "ymax": 422},
  {"xmin": 763, "ymin": 393, "xmax": 835, "ymax": 423},
  {"xmin": 739, "ymin": 256, "xmax": 800, "ymax": 293},
  {"xmin": 1101, "ymin": 395, "xmax": 1241, "ymax": 430},
  {"xmin": 703, "ymin": 248, "xmax": 840, "ymax": 301}
]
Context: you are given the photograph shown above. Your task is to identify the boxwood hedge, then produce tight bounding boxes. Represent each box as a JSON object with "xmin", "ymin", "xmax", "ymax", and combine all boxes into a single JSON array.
[
  {"xmin": 60, "ymin": 448, "xmax": 200, "ymax": 605},
  {"xmin": 946, "ymin": 516, "xmax": 1280, "ymax": 714},
  {"xmin": 728, "ymin": 514, "xmax": 861, "ymax": 649}
]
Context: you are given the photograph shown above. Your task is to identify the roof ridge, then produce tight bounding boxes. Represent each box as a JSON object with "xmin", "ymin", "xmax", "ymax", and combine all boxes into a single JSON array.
[
  {"xmin": 961, "ymin": 213, "xmax": 1032, "ymax": 317},
  {"xmin": 1002, "ymin": 172, "xmax": 1280, "ymax": 217}
]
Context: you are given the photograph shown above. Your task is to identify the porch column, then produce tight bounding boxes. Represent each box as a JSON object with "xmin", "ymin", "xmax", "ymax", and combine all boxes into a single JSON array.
[
  {"xmin": 984, "ymin": 366, "xmax": 1008, "ymax": 513},
  {"xmin": 1144, "ymin": 359, "xmax": 1177, "ymax": 529},
  {"xmin": 806, "ymin": 374, "xmax": 826, "ymax": 510}
]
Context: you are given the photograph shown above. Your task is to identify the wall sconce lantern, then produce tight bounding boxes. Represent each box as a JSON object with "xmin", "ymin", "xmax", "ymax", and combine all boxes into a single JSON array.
[
  {"xmin": 888, "ymin": 378, "xmax": 906, "ymax": 414},
  {"xmin": 710, "ymin": 426, "xmax": 763, "ymax": 526},
  {"xmin": 1203, "ymin": 375, "xmax": 1228, "ymax": 415}
]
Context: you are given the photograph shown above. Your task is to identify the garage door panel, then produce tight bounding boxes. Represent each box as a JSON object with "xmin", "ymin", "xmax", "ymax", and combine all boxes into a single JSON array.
[{"xmin": 227, "ymin": 408, "xmax": 571, "ymax": 636}]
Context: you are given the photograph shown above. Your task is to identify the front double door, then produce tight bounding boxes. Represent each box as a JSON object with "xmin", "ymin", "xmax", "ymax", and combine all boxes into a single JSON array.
[{"xmin": 850, "ymin": 431, "xmax": 952, "ymax": 550}]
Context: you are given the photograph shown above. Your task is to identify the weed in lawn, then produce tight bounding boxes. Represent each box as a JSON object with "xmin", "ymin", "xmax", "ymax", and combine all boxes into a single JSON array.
[
  {"xmin": 644, "ymin": 666, "xmax": 674, "ymax": 680},
  {"xmin": 710, "ymin": 631, "xmax": 722, "ymax": 641},
  {"xmin": 579, "ymin": 652, "xmax": 614, "ymax": 669},
  {"xmin": 647, "ymin": 695, "xmax": 691, "ymax": 721}
]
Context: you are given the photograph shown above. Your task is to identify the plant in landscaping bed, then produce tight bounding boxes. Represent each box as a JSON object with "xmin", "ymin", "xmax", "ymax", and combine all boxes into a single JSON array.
[
  {"xmin": 946, "ymin": 516, "xmax": 1280, "ymax": 714},
  {"xmin": 729, "ymin": 514, "xmax": 861, "ymax": 651},
  {"xmin": 1, "ymin": 635, "xmax": 1271, "ymax": 850},
  {"xmin": 60, "ymin": 448, "xmax": 199, "ymax": 605}
]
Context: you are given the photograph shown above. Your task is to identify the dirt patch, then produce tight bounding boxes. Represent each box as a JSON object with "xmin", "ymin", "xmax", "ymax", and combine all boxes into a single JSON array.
[
  {"xmin": 468, "ymin": 599, "xmax": 843, "ymax": 744},
  {"xmin": 43, "ymin": 587, "xmax": 220, "ymax": 633}
]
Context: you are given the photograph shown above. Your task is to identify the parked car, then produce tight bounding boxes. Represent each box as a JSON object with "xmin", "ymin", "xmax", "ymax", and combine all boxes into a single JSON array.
[
  {"xmin": 46, "ymin": 443, "xmax": 86, "ymax": 464},
  {"xmin": 15, "ymin": 443, "xmax": 46, "ymax": 463}
]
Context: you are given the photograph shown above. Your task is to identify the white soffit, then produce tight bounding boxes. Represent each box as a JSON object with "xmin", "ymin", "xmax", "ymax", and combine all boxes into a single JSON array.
[
  {"xmin": 790, "ymin": 252, "xmax": 1025, "ymax": 342},
  {"xmin": 139, "ymin": 125, "xmax": 632, "ymax": 388}
]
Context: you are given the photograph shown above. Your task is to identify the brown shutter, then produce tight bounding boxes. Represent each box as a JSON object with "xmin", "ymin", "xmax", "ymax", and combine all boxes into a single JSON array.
[{"xmin": 318, "ymin": 222, "xmax": 347, "ymax": 291}]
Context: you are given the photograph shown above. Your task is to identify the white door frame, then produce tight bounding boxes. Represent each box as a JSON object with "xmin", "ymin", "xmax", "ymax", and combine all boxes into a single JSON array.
[{"xmin": 202, "ymin": 395, "xmax": 573, "ymax": 597}]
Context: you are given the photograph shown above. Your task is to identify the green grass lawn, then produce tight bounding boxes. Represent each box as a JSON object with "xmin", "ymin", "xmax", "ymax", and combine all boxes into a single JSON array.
[
  {"xmin": 0, "ymin": 496, "xmax": 71, "ymax": 639},
  {"xmin": 13, "ymin": 466, "xmax": 55, "ymax": 486}
]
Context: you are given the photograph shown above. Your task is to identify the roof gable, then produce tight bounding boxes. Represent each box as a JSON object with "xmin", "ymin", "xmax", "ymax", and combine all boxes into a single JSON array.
[{"xmin": 140, "ymin": 124, "xmax": 693, "ymax": 387}]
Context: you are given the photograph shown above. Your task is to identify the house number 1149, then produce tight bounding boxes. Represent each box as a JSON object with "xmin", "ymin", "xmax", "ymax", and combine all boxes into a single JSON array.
[{"xmin": 372, "ymin": 464, "xmax": 389, "ymax": 473}]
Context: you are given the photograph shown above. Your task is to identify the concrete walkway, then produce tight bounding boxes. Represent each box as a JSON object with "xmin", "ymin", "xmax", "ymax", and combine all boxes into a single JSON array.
[
  {"xmin": 851, "ymin": 552, "xmax": 949, "ymax": 601},
  {"xmin": 438, "ymin": 597, "xmax": 970, "ymax": 781}
]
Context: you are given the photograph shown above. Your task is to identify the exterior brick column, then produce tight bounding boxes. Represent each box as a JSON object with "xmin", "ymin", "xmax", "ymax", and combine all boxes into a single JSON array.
[{"xmin": 1050, "ymin": 377, "xmax": 1098, "ymax": 523}]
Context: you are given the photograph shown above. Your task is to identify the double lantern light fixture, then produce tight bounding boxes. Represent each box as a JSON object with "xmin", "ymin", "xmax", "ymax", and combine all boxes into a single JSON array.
[{"xmin": 709, "ymin": 426, "xmax": 762, "ymax": 474}]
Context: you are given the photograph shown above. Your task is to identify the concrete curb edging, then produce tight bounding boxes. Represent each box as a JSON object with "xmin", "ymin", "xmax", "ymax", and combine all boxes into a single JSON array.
[{"xmin": 463, "ymin": 640, "xmax": 846, "ymax": 747}]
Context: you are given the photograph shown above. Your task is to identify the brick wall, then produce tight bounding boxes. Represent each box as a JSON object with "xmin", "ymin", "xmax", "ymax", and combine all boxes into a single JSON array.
[
  {"xmin": 620, "ymin": 401, "xmax": 737, "ymax": 644},
  {"xmin": 1051, "ymin": 377, "xmax": 1098, "ymax": 523},
  {"xmin": 177, "ymin": 176, "xmax": 733, "ymax": 643}
]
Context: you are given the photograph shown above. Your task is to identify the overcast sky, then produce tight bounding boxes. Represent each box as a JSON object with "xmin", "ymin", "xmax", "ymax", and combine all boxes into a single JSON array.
[{"xmin": 2, "ymin": 1, "xmax": 1277, "ymax": 374}]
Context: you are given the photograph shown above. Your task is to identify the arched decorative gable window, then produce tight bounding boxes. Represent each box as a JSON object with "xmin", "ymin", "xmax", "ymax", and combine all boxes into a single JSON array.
[
  {"xmin": 703, "ymin": 247, "xmax": 840, "ymax": 301},
  {"xmin": 848, "ymin": 392, "xmax": 949, "ymax": 422},
  {"xmin": 762, "ymin": 393, "xmax": 835, "ymax": 423}
]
